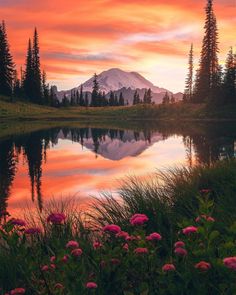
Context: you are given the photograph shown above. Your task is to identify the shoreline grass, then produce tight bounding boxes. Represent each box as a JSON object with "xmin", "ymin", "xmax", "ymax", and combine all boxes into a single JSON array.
[{"xmin": 0, "ymin": 160, "xmax": 236, "ymax": 294}]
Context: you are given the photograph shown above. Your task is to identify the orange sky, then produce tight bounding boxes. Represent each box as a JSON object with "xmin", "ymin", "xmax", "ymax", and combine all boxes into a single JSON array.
[{"xmin": 0, "ymin": 0, "xmax": 235, "ymax": 92}]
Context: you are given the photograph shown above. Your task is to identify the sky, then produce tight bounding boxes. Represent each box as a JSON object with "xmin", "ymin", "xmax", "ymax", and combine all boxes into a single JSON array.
[{"xmin": 0, "ymin": 0, "xmax": 235, "ymax": 92}]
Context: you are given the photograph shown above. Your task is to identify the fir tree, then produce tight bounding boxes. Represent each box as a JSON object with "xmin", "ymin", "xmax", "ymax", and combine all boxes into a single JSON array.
[
  {"xmin": 184, "ymin": 44, "xmax": 194, "ymax": 102},
  {"xmin": 194, "ymin": 0, "xmax": 220, "ymax": 102},
  {"xmin": 32, "ymin": 28, "xmax": 42, "ymax": 103},
  {"xmin": 146, "ymin": 88, "xmax": 152, "ymax": 104},
  {"xmin": 42, "ymin": 71, "xmax": 49, "ymax": 105},
  {"xmin": 162, "ymin": 92, "xmax": 170, "ymax": 104},
  {"xmin": 170, "ymin": 94, "xmax": 175, "ymax": 104},
  {"xmin": 109, "ymin": 91, "xmax": 115, "ymax": 106},
  {"xmin": 23, "ymin": 39, "xmax": 34, "ymax": 100},
  {"xmin": 84, "ymin": 92, "xmax": 89, "ymax": 107},
  {"xmin": 119, "ymin": 92, "xmax": 125, "ymax": 106},
  {"xmin": 13, "ymin": 70, "xmax": 22, "ymax": 99},
  {"xmin": 0, "ymin": 21, "xmax": 14, "ymax": 96},
  {"xmin": 223, "ymin": 47, "xmax": 236, "ymax": 104},
  {"xmin": 79, "ymin": 84, "xmax": 84, "ymax": 106},
  {"xmin": 91, "ymin": 73, "xmax": 99, "ymax": 106}
]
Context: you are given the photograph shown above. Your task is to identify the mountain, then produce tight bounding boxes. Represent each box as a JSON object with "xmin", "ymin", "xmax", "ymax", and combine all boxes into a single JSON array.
[{"xmin": 55, "ymin": 68, "xmax": 183, "ymax": 104}]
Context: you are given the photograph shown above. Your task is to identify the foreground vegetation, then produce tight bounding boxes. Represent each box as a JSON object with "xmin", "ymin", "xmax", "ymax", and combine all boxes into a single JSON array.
[{"xmin": 1, "ymin": 160, "xmax": 236, "ymax": 294}]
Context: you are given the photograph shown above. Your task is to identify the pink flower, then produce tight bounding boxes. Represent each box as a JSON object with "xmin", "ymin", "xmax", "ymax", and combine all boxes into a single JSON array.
[
  {"xmin": 47, "ymin": 213, "xmax": 66, "ymax": 224},
  {"xmin": 54, "ymin": 283, "xmax": 64, "ymax": 289},
  {"xmin": 41, "ymin": 265, "xmax": 49, "ymax": 272},
  {"xmin": 24, "ymin": 227, "xmax": 41, "ymax": 235},
  {"xmin": 174, "ymin": 247, "xmax": 187, "ymax": 257},
  {"xmin": 146, "ymin": 232, "xmax": 162, "ymax": 241},
  {"xmin": 125, "ymin": 235, "xmax": 141, "ymax": 241},
  {"xmin": 134, "ymin": 247, "xmax": 148, "ymax": 255},
  {"xmin": 207, "ymin": 216, "xmax": 215, "ymax": 222},
  {"xmin": 130, "ymin": 214, "xmax": 149, "ymax": 226},
  {"xmin": 62, "ymin": 255, "xmax": 69, "ymax": 263},
  {"xmin": 11, "ymin": 219, "xmax": 26, "ymax": 227},
  {"xmin": 10, "ymin": 288, "xmax": 25, "ymax": 295},
  {"xmin": 50, "ymin": 256, "xmax": 56, "ymax": 263},
  {"xmin": 93, "ymin": 241, "xmax": 102, "ymax": 250},
  {"xmin": 66, "ymin": 240, "xmax": 79, "ymax": 249},
  {"xmin": 174, "ymin": 241, "xmax": 185, "ymax": 248},
  {"xmin": 182, "ymin": 226, "xmax": 198, "ymax": 235},
  {"xmin": 71, "ymin": 248, "xmax": 83, "ymax": 257},
  {"xmin": 116, "ymin": 231, "xmax": 129, "ymax": 239},
  {"xmin": 103, "ymin": 224, "xmax": 121, "ymax": 234},
  {"xmin": 123, "ymin": 243, "xmax": 129, "ymax": 251},
  {"xmin": 162, "ymin": 264, "xmax": 176, "ymax": 272},
  {"xmin": 195, "ymin": 261, "xmax": 211, "ymax": 271},
  {"xmin": 50, "ymin": 264, "xmax": 56, "ymax": 270},
  {"xmin": 86, "ymin": 282, "xmax": 98, "ymax": 289},
  {"xmin": 223, "ymin": 257, "xmax": 236, "ymax": 270}
]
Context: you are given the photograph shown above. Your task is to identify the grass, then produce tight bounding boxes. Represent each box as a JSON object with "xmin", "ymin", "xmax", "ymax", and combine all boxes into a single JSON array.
[
  {"xmin": 1, "ymin": 160, "xmax": 236, "ymax": 294},
  {"xmin": 90, "ymin": 160, "xmax": 236, "ymax": 237},
  {"xmin": 1, "ymin": 96, "xmax": 236, "ymax": 123}
]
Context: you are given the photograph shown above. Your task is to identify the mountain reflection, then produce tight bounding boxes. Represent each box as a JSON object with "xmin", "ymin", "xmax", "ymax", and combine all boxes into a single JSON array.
[{"xmin": 0, "ymin": 123, "xmax": 235, "ymax": 213}]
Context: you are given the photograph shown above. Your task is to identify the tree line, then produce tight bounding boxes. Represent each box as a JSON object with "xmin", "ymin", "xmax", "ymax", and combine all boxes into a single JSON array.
[
  {"xmin": 0, "ymin": 21, "xmax": 59, "ymax": 106},
  {"xmin": 183, "ymin": 0, "xmax": 236, "ymax": 106}
]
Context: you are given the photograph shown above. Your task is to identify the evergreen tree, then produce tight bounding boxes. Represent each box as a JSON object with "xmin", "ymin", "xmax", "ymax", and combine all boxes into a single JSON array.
[
  {"xmin": 32, "ymin": 28, "xmax": 42, "ymax": 103},
  {"xmin": 49, "ymin": 86, "xmax": 59, "ymax": 107},
  {"xmin": 114, "ymin": 94, "xmax": 118, "ymax": 106},
  {"xmin": 133, "ymin": 90, "xmax": 140, "ymax": 105},
  {"xmin": 23, "ymin": 39, "xmax": 34, "ymax": 100},
  {"xmin": 13, "ymin": 70, "xmax": 22, "ymax": 99},
  {"xmin": 170, "ymin": 94, "xmax": 176, "ymax": 104},
  {"xmin": 184, "ymin": 44, "xmax": 194, "ymax": 102},
  {"xmin": 84, "ymin": 92, "xmax": 89, "ymax": 107},
  {"xmin": 91, "ymin": 73, "xmax": 99, "ymax": 106},
  {"xmin": 119, "ymin": 92, "xmax": 125, "ymax": 106},
  {"xmin": 0, "ymin": 21, "xmax": 14, "ymax": 96},
  {"xmin": 143, "ymin": 90, "xmax": 147, "ymax": 103},
  {"xmin": 79, "ymin": 84, "xmax": 84, "ymax": 106},
  {"xmin": 146, "ymin": 88, "xmax": 152, "ymax": 104},
  {"xmin": 109, "ymin": 91, "xmax": 115, "ymax": 106},
  {"xmin": 42, "ymin": 71, "xmax": 49, "ymax": 105},
  {"xmin": 162, "ymin": 92, "xmax": 170, "ymax": 104},
  {"xmin": 194, "ymin": 0, "xmax": 220, "ymax": 102},
  {"xmin": 223, "ymin": 47, "xmax": 236, "ymax": 104},
  {"xmin": 62, "ymin": 94, "xmax": 70, "ymax": 107}
]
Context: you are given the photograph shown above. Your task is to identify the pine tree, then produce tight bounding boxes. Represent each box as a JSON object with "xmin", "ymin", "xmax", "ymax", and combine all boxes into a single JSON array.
[
  {"xmin": 146, "ymin": 88, "xmax": 152, "ymax": 104},
  {"xmin": 42, "ymin": 71, "xmax": 49, "ymax": 105},
  {"xmin": 194, "ymin": 0, "xmax": 220, "ymax": 103},
  {"xmin": 84, "ymin": 92, "xmax": 89, "ymax": 107},
  {"xmin": 114, "ymin": 94, "xmax": 118, "ymax": 106},
  {"xmin": 0, "ymin": 21, "xmax": 14, "ymax": 96},
  {"xmin": 170, "ymin": 94, "xmax": 175, "ymax": 104},
  {"xmin": 143, "ymin": 90, "xmax": 147, "ymax": 103},
  {"xmin": 13, "ymin": 70, "xmax": 22, "ymax": 99},
  {"xmin": 79, "ymin": 84, "xmax": 84, "ymax": 106},
  {"xmin": 23, "ymin": 39, "xmax": 34, "ymax": 100},
  {"xmin": 184, "ymin": 44, "xmax": 194, "ymax": 102},
  {"xmin": 162, "ymin": 92, "xmax": 170, "ymax": 104},
  {"xmin": 223, "ymin": 47, "xmax": 236, "ymax": 104},
  {"xmin": 119, "ymin": 92, "xmax": 125, "ymax": 106},
  {"xmin": 32, "ymin": 28, "xmax": 42, "ymax": 103},
  {"xmin": 91, "ymin": 73, "xmax": 99, "ymax": 106},
  {"xmin": 109, "ymin": 91, "xmax": 115, "ymax": 106}
]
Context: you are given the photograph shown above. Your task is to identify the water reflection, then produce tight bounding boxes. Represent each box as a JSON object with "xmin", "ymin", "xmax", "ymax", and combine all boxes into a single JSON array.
[{"xmin": 0, "ymin": 122, "xmax": 235, "ymax": 214}]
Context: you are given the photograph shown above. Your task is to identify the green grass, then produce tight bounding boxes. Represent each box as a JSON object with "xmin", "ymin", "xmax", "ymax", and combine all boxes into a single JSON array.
[{"xmin": 1, "ymin": 96, "xmax": 236, "ymax": 123}]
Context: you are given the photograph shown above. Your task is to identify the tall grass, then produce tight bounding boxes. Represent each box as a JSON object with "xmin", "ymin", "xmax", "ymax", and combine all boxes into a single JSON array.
[{"xmin": 90, "ymin": 160, "xmax": 236, "ymax": 239}]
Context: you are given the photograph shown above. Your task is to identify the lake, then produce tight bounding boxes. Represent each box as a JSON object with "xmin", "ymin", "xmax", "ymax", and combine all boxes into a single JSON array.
[{"xmin": 0, "ymin": 121, "xmax": 236, "ymax": 216}]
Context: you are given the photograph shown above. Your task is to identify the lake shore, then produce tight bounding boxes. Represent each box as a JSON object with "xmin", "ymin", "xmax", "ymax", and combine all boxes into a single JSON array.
[{"xmin": 1, "ymin": 96, "xmax": 236, "ymax": 124}]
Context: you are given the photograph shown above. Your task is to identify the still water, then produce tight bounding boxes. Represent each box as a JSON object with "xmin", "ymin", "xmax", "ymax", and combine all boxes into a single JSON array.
[{"xmin": 0, "ymin": 122, "xmax": 235, "ymax": 216}]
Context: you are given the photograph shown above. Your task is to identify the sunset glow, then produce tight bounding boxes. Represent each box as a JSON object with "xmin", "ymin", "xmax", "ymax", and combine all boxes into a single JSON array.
[{"xmin": 1, "ymin": 0, "xmax": 235, "ymax": 92}]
